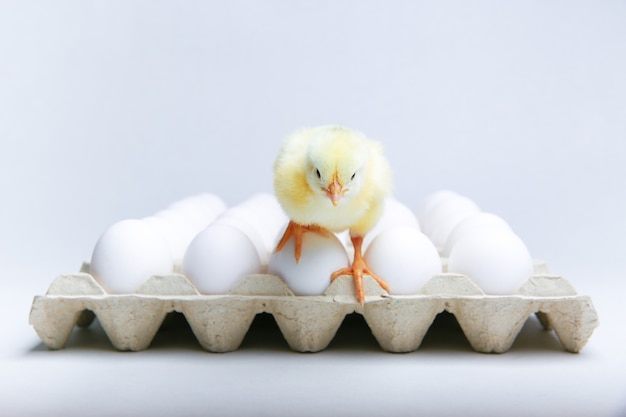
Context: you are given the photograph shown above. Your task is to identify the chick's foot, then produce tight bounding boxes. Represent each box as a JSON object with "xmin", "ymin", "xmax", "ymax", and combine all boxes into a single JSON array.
[
  {"xmin": 274, "ymin": 220, "xmax": 330, "ymax": 263},
  {"xmin": 331, "ymin": 235, "xmax": 389, "ymax": 305}
]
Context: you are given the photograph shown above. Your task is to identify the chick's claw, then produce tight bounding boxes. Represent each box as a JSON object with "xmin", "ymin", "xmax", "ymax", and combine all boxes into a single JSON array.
[
  {"xmin": 275, "ymin": 220, "xmax": 330, "ymax": 263},
  {"xmin": 331, "ymin": 235, "xmax": 390, "ymax": 305},
  {"xmin": 331, "ymin": 261, "xmax": 389, "ymax": 305}
]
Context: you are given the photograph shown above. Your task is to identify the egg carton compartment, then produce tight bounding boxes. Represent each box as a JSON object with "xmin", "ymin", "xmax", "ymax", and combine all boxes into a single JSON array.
[{"xmin": 29, "ymin": 262, "xmax": 598, "ymax": 354}]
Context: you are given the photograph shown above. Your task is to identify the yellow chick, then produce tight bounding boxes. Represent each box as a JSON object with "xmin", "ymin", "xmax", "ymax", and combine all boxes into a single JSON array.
[{"xmin": 273, "ymin": 125, "xmax": 393, "ymax": 304}]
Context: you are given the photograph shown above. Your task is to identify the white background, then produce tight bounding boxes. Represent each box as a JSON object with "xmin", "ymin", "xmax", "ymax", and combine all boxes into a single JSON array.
[{"xmin": 1, "ymin": 1, "xmax": 625, "ymax": 416}]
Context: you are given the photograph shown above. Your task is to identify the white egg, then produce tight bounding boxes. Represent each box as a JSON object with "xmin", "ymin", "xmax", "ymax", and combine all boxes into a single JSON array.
[
  {"xmin": 443, "ymin": 212, "xmax": 511, "ymax": 256},
  {"xmin": 363, "ymin": 197, "xmax": 421, "ymax": 250},
  {"xmin": 237, "ymin": 193, "xmax": 289, "ymax": 252},
  {"xmin": 334, "ymin": 230, "xmax": 351, "ymax": 252},
  {"xmin": 268, "ymin": 229, "xmax": 349, "ymax": 296},
  {"xmin": 169, "ymin": 200, "xmax": 210, "ymax": 232},
  {"xmin": 190, "ymin": 193, "xmax": 228, "ymax": 218},
  {"xmin": 152, "ymin": 209, "xmax": 199, "ymax": 261},
  {"xmin": 142, "ymin": 215, "xmax": 179, "ymax": 259},
  {"xmin": 182, "ymin": 223, "xmax": 262, "ymax": 294},
  {"xmin": 165, "ymin": 193, "xmax": 225, "ymax": 235},
  {"xmin": 423, "ymin": 195, "xmax": 481, "ymax": 248},
  {"xmin": 89, "ymin": 219, "xmax": 174, "ymax": 294},
  {"xmin": 364, "ymin": 227, "xmax": 441, "ymax": 295},
  {"xmin": 213, "ymin": 208, "xmax": 269, "ymax": 265},
  {"xmin": 415, "ymin": 190, "xmax": 459, "ymax": 226},
  {"xmin": 447, "ymin": 228, "xmax": 533, "ymax": 295}
]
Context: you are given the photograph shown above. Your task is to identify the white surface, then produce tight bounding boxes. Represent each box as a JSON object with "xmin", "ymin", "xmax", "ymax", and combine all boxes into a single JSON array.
[{"xmin": 1, "ymin": 1, "xmax": 625, "ymax": 416}]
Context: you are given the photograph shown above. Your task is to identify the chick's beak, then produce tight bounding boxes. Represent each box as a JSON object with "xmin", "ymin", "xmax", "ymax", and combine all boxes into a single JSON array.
[{"xmin": 325, "ymin": 177, "xmax": 343, "ymax": 206}]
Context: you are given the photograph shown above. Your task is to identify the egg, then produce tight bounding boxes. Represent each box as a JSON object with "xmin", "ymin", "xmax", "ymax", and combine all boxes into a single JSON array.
[
  {"xmin": 142, "ymin": 215, "xmax": 183, "ymax": 261},
  {"xmin": 182, "ymin": 223, "xmax": 262, "ymax": 294},
  {"xmin": 89, "ymin": 219, "xmax": 174, "ymax": 294},
  {"xmin": 447, "ymin": 228, "xmax": 533, "ymax": 295},
  {"xmin": 233, "ymin": 193, "xmax": 289, "ymax": 256},
  {"xmin": 363, "ymin": 197, "xmax": 421, "ymax": 250},
  {"xmin": 213, "ymin": 208, "xmax": 269, "ymax": 265},
  {"xmin": 150, "ymin": 209, "xmax": 199, "ymax": 261},
  {"xmin": 415, "ymin": 190, "xmax": 460, "ymax": 226},
  {"xmin": 423, "ymin": 195, "xmax": 480, "ymax": 248},
  {"xmin": 190, "ymin": 193, "xmax": 228, "ymax": 218},
  {"xmin": 169, "ymin": 200, "xmax": 211, "ymax": 232},
  {"xmin": 149, "ymin": 193, "xmax": 227, "ymax": 262},
  {"xmin": 333, "ymin": 230, "xmax": 352, "ymax": 253},
  {"xmin": 168, "ymin": 194, "xmax": 225, "ymax": 232},
  {"xmin": 205, "ymin": 194, "xmax": 290, "ymax": 266},
  {"xmin": 443, "ymin": 212, "xmax": 511, "ymax": 256},
  {"xmin": 268, "ymin": 228, "xmax": 349, "ymax": 296},
  {"xmin": 364, "ymin": 227, "xmax": 441, "ymax": 295}
]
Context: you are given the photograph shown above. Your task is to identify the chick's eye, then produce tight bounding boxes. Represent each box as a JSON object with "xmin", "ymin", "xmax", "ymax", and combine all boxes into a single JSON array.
[
  {"xmin": 316, "ymin": 169, "xmax": 321, "ymax": 179},
  {"xmin": 351, "ymin": 172, "xmax": 356, "ymax": 181}
]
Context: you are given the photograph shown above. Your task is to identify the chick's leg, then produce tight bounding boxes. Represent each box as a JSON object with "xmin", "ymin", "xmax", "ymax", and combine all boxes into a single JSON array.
[
  {"xmin": 331, "ymin": 235, "xmax": 390, "ymax": 305},
  {"xmin": 275, "ymin": 220, "xmax": 330, "ymax": 263}
]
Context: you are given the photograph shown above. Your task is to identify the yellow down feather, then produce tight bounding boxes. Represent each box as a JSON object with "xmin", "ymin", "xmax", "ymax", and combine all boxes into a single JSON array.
[{"xmin": 273, "ymin": 125, "xmax": 392, "ymax": 237}]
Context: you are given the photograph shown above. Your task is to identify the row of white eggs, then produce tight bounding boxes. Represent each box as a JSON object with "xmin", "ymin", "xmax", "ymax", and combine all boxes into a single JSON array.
[
  {"xmin": 266, "ymin": 198, "xmax": 440, "ymax": 296},
  {"xmin": 89, "ymin": 193, "xmax": 228, "ymax": 294},
  {"xmin": 89, "ymin": 190, "xmax": 534, "ymax": 297},
  {"xmin": 182, "ymin": 193, "xmax": 289, "ymax": 294},
  {"xmin": 142, "ymin": 193, "xmax": 227, "ymax": 260},
  {"xmin": 90, "ymin": 192, "xmax": 286, "ymax": 294},
  {"xmin": 417, "ymin": 190, "xmax": 534, "ymax": 294},
  {"xmin": 267, "ymin": 191, "xmax": 534, "ymax": 296},
  {"xmin": 89, "ymin": 193, "xmax": 440, "ymax": 296}
]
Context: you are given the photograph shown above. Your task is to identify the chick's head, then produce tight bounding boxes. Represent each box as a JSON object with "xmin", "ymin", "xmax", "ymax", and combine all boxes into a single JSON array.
[{"xmin": 304, "ymin": 126, "xmax": 369, "ymax": 207}]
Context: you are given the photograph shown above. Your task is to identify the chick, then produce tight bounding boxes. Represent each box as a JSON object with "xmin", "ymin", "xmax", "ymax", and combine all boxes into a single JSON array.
[{"xmin": 273, "ymin": 125, "xmax": 393, "ymax": 304}]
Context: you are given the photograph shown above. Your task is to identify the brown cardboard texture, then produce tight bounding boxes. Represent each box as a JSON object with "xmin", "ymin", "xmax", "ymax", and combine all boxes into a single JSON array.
[{"xmin": 29, "ymin": 263, "xmax": 598, "ymax": 354}]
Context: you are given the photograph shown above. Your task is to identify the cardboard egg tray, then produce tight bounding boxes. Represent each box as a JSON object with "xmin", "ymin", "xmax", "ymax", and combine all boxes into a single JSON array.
[{"xmin": 29, "ymin": 260, "xmax": 598, "ymax": 354}]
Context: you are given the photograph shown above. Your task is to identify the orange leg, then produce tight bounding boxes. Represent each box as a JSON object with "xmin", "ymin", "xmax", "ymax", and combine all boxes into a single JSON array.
[
  {"xmin": 331, "ymin": 235, "xmax": 389, "ymax": 305},
  {"xmin": 275, "ymin": 220, "xmax": 330, "ymax": 263}
]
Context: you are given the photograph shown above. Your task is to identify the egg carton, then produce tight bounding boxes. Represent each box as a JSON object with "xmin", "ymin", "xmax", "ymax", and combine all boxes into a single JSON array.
[{"xmin": 29, "ymin": 260, "xmax": 598, "ymax": 354}]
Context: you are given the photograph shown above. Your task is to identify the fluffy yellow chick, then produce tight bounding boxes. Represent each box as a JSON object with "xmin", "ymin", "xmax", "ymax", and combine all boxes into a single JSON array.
[{"xmin": 273, "ymin": 125, "xmax": 393, "ymax": 304}]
